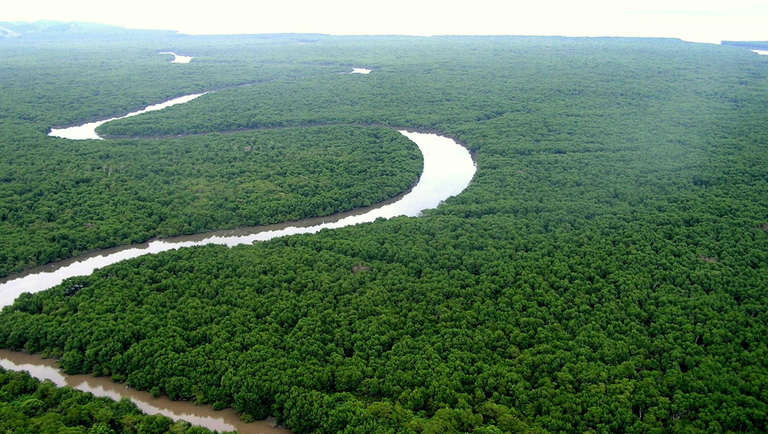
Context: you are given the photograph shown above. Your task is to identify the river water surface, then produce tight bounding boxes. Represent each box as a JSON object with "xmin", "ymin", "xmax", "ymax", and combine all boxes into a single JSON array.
[
  {"xmin": 1, "ymin": 130, "xmax": 474, "ymax": 307},
  {"xmin": 0, "ymin": 349, "xmax": 285, "ymax": 433},
  {"xmin": 159, "ymin": 51, "xmax": 194, "ymax": 63},
  {"xmin": 2, "ymin": 90, "xmax": 475, "ymax": 431},
  {"xmin": 49, "ymin": 93, "xmax": 206, "ymax": 140}
]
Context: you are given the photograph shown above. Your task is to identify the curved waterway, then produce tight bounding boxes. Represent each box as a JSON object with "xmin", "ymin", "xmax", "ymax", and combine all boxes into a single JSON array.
[
  {"xmin": 3, "ymin": 92, "xmax": 475, "ymax": 431},
  {"xmin": 49, "ymin": 93, "xmax": 206, "ymax": 140},
  {"xmin": 0, "ymin": 349, "xmax": 286, "ymax": 434},
  {"xmin": 2, "ymin": 130, "xmax": 475, "ymax": 307}
]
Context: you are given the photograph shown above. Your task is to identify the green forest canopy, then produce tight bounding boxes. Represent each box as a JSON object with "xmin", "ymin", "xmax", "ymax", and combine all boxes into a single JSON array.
[
  {"xmin": 0, "ymin": 123, "xmax": 421, "ymax": 276},
  {"xmin": 1, "ymin": 29, "xmax": 768, "ymax": 434}
]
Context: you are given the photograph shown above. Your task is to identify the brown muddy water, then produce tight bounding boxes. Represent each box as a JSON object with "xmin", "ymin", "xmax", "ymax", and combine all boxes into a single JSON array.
[{"xmin": 0, "ymin": 349, "xmax": 286, "ymax": 433}]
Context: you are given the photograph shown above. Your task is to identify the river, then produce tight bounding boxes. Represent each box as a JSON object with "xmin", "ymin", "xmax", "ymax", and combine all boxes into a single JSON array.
[
  {"xmin": 159, "ymin": 51, "xmax": 194, "ymax": 63},
  {"xmin": 48, "ymin": 93, "xmax": 207, "ymax": 140},
  {"xmin": 2, "ymin": 91, "xmax": 475, "ymax": 431},
  {"xmin": 0, "ymin": 349, "xmax": 284, "ymax": 433},
  {"xmin": 2, "ymin": 129, "xmax": 474, "ymax": 307}
]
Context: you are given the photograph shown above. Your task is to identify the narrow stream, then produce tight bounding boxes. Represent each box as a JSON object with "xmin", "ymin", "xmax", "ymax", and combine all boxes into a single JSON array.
[{"xmin": 49, "ymin": 93, "xmax": 206, "ymax": 140}]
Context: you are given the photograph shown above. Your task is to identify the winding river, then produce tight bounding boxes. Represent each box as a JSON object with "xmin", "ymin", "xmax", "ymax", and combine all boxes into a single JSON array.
[
  {"xmin": 1, "ymin": 90, "xmax": 475, "ymax": 431},
  {"xmin": 49, "ymin": 93, "xmax": 207, "ymax": 140},
  {"xmin": 0, "ymin": 349, "xmax": 285, "ymax": 433}
]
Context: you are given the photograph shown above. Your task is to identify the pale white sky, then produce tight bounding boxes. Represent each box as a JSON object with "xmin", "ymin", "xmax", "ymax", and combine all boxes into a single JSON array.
[{"xmin": 3, "ymin": 0, "xmax": 768, "ymax": 43}]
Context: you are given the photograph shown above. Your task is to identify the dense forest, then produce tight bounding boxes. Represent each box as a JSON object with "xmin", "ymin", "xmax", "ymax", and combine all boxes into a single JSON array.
[
  {"xmin": 0, "ymin": 123, "xmax": 421, "ymax": 276},
  {"xmin": 0, "ymin": 367, "xmax": 229, "ymax": 433},
  {"xmin": 0, "ymin": 33, "xmax": 429, "ymax": 276},
  {"xmin": 2, "ymin": 25, "xmax": 768, "ymax": 434}
]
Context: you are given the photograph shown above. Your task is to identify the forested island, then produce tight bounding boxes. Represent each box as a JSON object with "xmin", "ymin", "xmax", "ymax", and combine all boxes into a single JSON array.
[
  {"xmin": 0, "ymin": 125, "xmax": 422, "ymax": 276},
  {"xmin": 1, "ymin": 21, "xmax": 768, "ymax": 434}
]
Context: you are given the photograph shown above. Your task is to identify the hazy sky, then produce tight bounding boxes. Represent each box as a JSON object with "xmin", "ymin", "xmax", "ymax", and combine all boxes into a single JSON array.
[{"xmin": 4, "ymin": 0, "xmax": 768, "ymax": 43}]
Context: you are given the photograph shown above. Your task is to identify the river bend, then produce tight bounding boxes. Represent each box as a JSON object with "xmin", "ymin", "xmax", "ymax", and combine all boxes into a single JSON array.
[
  {"xmin": 2, "ymin": 128, "xmax": 474, "ymax": 307},
  {"xmin": 2, "ymin": 91, "xmax": 476, "ymax": 432}
]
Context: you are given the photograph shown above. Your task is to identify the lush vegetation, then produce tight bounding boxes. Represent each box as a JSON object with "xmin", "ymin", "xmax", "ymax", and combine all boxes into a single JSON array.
[
  {"xmin": 2, "ymin": 26, "xmax": 768, "ymax": 434},
  {"xmin": 0, "ymin": 366, "xmax": 229, "ymax": 434},
  {"xmin": 0, "ymin": 124, "xmax": 421, "ymax": 277},
  {"xmin": 0, "ymin": 31, "xmax": 349, "ymax": 127},
  {"xmin": 0, "ymin": 34, "xmax": 426, "ymax": 276}
]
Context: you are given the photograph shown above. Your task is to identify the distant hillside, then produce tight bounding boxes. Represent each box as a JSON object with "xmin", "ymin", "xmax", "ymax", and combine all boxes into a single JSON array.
[
  {"xmin": 0, "ymin": 26, "xmax": 20, "ymax": 38},
  {"xmin": 0, "ymin": 20, "xmax": 176, "ymax": 39},
  {"xmin": 722, "ymin": 40, "xmax": 768, "ymax": 50}
]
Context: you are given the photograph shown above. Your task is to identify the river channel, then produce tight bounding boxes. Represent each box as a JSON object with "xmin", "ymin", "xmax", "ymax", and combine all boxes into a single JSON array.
[
  {"xmin": 0, "ymin": 349, "xmax": 285, "ymax": 433},
  {"xmin": 2, "ymin": 90, "xmax": 476, "ymax": 431},
  {"xmin": 158, "ymin": 51, "xmax": 194, "ymax": 63}
]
